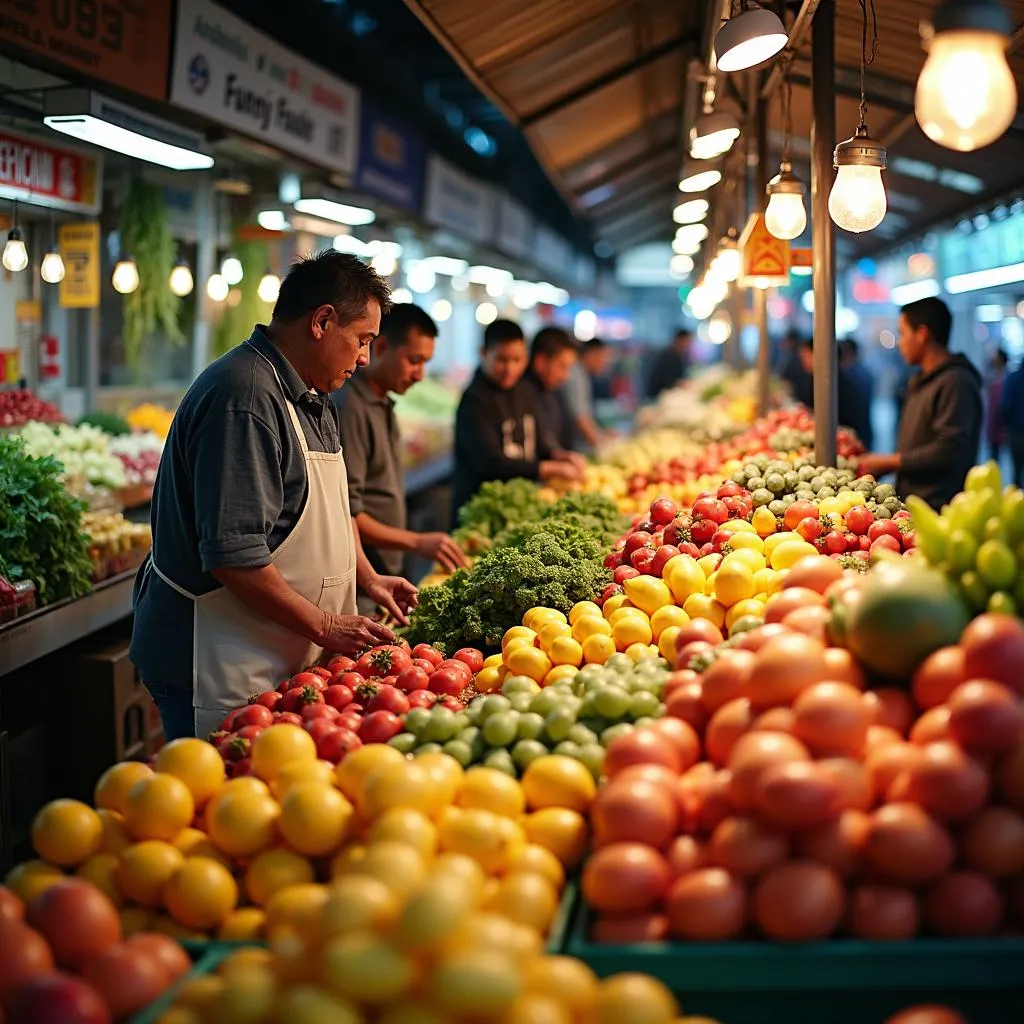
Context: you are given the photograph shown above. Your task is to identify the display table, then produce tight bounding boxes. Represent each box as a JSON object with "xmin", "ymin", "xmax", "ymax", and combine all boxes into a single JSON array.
[{"xmin": 0, "ymin": 571, "xmax": 136, "ymax": 676}]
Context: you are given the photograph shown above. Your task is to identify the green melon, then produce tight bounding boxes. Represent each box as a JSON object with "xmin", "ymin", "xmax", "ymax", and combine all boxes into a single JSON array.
[{"xmin": 845, "ymin": 561, "xmax": 970, "ymax": 680}]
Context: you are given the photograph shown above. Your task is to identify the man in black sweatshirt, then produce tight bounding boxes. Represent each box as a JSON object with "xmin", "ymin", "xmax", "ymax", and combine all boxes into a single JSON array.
[
  {"xmin": 452, "ymin": 319, "xmax": 583, "ymax": 517},
  {"xmin": 858, "ymin": 297, "xmax": 981, "ymax": 509},
  {"xmin": 525, "ymin": 326, "xmax": 580, "ymax": 452}
]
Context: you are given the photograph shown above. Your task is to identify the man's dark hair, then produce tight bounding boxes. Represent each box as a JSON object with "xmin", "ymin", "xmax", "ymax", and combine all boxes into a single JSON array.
[
  {"xmin": 379, "ymin": 303, "xmax": 437, "ymax": 346},
  {"xmin": 994, "ymin": 348, "xmax": 1009, "ymax": 368},
  {"xmin": 273, "ymin": 250, "xmax": 391, "ymax": 324},
  {"xmin": 582, "ymin": 338, "xmax": 608, "ymax": 353},
  {"xmin": 483, "ymin": 318, "xmax": 525, "ymax": 350},
  {"xmin": 675, "ymin": 327, "xmax": 694, "ymax": 340},
  {"xmin": 840, "ymin": 338, "xmax": 860, "ymax": 359},
  {"xmin": 531, "ymin": 326, "xmax": 578, "ymax": 360},
  {"xmin": 901, "ymin": 296, "xmax": 952, "ymax": 348}
]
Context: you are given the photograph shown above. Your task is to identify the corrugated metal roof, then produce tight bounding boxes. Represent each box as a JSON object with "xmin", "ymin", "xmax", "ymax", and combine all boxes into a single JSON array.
[{"xmin": 404, "ymin": 0, "xmax": 1024, "ymax": 257}]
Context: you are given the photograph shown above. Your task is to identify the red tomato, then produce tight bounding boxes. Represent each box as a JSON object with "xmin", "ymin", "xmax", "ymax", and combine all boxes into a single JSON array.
[
  {"xmin": 396, "ymin": 667, "xmax": 430, "ymax": 693},
  {"xmin": 229, "ymin": 757, "xmax": 253, "ymax": 777},
  {"xmin": 301, "ymin": 703, "xmax": 338, "ymax": 724},
  {"xmin": 359, "ymin": 710, "xmax": 404, "ymax": 743},
  {"xmin": 845, "ymin": 506, "xmax": 876, "ymax": 535},
  {"xmin": 273, "ymin": 712, "xmax": 303, "ymax": 726},
  {"xmin": 218, "ymin": 707, "xmax": 245, "ymax": 732},
  {"xmin": 251, "ymin": 690, "xmax": 282, "ymax": 711},
  {"xmin": 315, "ymin": 726, "xmax": 362, "ymax": 763},
  {"xmin": 6, "ymin": 972, "xmax": 111, "ymax": 1024},
  {"xmin": 81, "ymin": 942, "xmax": 170, "ymax": 1019},
  {"xmin": 125, "ymin": 934, "xmax": 190, "ymax": 981},
  {"xmin": 310, "ymin": 666, "xmax": 332, "ymax": 680},
  {"xmin": 412, "ymin": 658, "xmax": 436, "ymax": 674},
  {"xmin": 367, "ymin": 685, "xmax": 410, "ymax": 716},
  {"xmin": 304, "ymin": 717, "xmax": 338, "ymax": 744},
  {"xmin": 411, "ymin": 644, "xmax": 444, "ymax": 668},
  {"xmin": 233, "ymin": 705, "xmax": 273, "ymax": 730},
  {"xmin": 330, "ymin": 671, "xmax": 365, "ymax": 689},
  {"xmin": 217, "ymin": 734, "xmax": 251, "ymax": 762},
  {"xmin": 428, "ymin": 668, "xmax": 465, "ymax": 697},
  {"xmin": 356, "ymin": 645, "xmax": 412, "ymax": 678},
  {"xmin": 438, "ymin": 696, "xmax": 464, "ymax": 712},
  {"xmin": 437, "ymin": 659, "xmax": 472, "ymax": 682},
  {"xmin": 28, "ymin": 879, "xmax": 122, "ymax": 970},
  {"xmin": 287, "ymin": 671, "xmax": 326, "ymax": 693},
  {"xmin": 453, "ymin": 648, "xmax": 484, "ymax": 674},
  {"xmin": 280, "ymin": 686, "xmax": 325, "ymax": 714},
  {"xmin": 326, "ymin": 655, "xmax": 357, "ymax": 674},
  {"xmin": 324, "ymin": 684, "xmax": 354, "ymax": 710},
  {"xmin": 407, "ymin": 689, "xmax": 437, "ymax": 709},
  {"xmin": 0, "ymin": 922, "xmax": 55, "ymax": 1001}
]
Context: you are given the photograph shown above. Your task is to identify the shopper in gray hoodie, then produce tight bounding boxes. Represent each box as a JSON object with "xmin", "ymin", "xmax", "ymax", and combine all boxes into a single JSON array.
[{"xmin": 858, "ymin": 297, "xmax": 981, "ymax": 510}]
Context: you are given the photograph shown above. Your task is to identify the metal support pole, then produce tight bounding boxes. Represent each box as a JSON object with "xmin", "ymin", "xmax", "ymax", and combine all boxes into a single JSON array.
[
  {"xmin": 755, "ymin": 90, "xmax": 771, "ymax": 414},
  {"xmin": 811, "ymin": 0, "xmax": 837, "ymax": 466},
  {"xmin": 192, "ymin": 176, "xmax": 216, "ymax": 379}
]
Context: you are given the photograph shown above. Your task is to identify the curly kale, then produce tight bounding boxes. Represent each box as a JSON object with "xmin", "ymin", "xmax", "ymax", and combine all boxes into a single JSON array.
[
  {"xmin": 453, "ymin": 478, "xmax": 543, "ymax": 551},
  {"xmin": 407, "ymin": 527, "xmax": 612, "ymax": 651}
]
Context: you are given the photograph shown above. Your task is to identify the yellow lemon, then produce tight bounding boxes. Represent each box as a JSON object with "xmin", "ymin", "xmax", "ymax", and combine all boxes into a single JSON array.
[
  {"xmin": 548, "ymin": 636, "xmax": 583, "ymax": 668},
  {"xmin": 704, "ymin": 571, "xmax": 718, "ymax": 596},
  {"xmin": 523, "ymin": 607, "xmax": 566, "ymax": 630},
  {"xmin": 483, "ymin": 653, "xmax": 504, "ymax": 669},
  {"xmin": 682, "ymin": 593, "xmax": 726, "ymax": 629},
  {"xmin": 751, "ymin": 506, "xmax": 778, "ymax": 537},
  {"xmin": 753, "ymin": 567, "xmax": 780, "ymax": 595},
  {"xmin": 542, "ymin": 664, "xmax": 579, "ymax": 687},
  {"xmin": 612, "ymin": 615, "xmax": 653, "ymax": 651},
  {"xmin": 568, "ymin": 601, "xmax": 602, "ymax": 625},
  {"xmin": 817, "ymin": 497, "xmax": 844, "ymax": 516},
  {"xmin": 581, "ymin": 634, "xmax": 615, "ymax": 664},
  {"xmin": 726, "ymin": 531, "xmax": 764, "ymax": 553},
  {"xmin": 622, "ymin": 576, "xmax": 673, "ymax": 616},
  {"xmin": 504, "ymin": 645, "xmax": 552, "ymax": 683},
  {"xmin": 607, "ymin": 605, "xmax": 648, "ymax": 628},
  {"xmin": 713, "ymin": 562, "xmax": 756, "ymax": 607},
  {"xmin": 658, "ymin": 626, "xmax": 682, "ymax": 662},
  {"xmin": 723, "ymin": 547, "xmax": 766, "ymax": 573},
  {"xmin": 764, "ymin": 531, "xmax": 800, "ymax": 560},
  {"xmin": 662, "ymin": 555, "xmax": 705, "ymax": 604},
  {"xmin": 502, "ymin": 626, "xmax": 537, "ymax": 651},
  {"xmin": 697, "ymin": 554, "xmax": 721, "ymax": 578},
  {"xmin": 502, "ymin": 637, "xmax": 537, "ymax": 661},
  {"xmin": 721, "ymin": 518, "xmax": 757, "ymax": 534},
  {"xmin": 625, "ymin": 642, "xmax": 659, "ymax": 663},
  {"xmin": 649, "ymin": 604, "xmax": 689, "ymax": 640},
  {"xmin": 537, "ymin": 621, "xmax": 572, "ymax": 652},
  {"xmin": 601, "ymin": 593, "xmax": 631, "ymax": 618},
  {"xmin": 571, "ymin": 615, "xmax": 612, "ymax": 643},
  {"xmin": 475, "ymin": 666, "xmax": 503, "ymax": 693},
  {"xmin": 726, "ymin": 598, "xmax": 767, "ymax": 632},
  {"xmin": 770, "ymin": 539, "xmax": 819, "ymax": 571}
]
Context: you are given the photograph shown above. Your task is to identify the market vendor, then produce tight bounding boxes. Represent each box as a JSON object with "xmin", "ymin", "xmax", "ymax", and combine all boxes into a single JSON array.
[
  {"xmin": 331, "ymin": 303, "xmax": 468, "ymax": 613},
  {"xmin": 452, "ymin": 319, "xmax": 583, "ymax": 517},
  {"xmin": 130, "ymin": 251, "xmax": 418, "ymax": 741},
  {"xmin": 858, "ymin": 297, "xmax": 982, "ymax": 510}
]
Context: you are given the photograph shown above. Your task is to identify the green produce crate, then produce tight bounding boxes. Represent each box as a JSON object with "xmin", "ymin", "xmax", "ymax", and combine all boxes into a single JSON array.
[
  {"xmin": 556, "ymin": 882, "xmax": 1024, "ymax": 1024},
  {"xmin": 129, "ymin": 945, "xmax": 236, "ymax": 1024}
]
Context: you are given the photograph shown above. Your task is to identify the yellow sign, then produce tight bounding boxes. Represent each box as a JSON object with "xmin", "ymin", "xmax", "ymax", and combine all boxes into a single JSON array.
[
  {"xmin": 790, "ymin": 247, "xmax": 812, "ymax": 269},
  {"xmin": 739, "ymin": 213, "xmax": 790, "ymax": 288},
  {"xmin": 0, "ymin": 349, "xmax": 20, "ymax": 383},
  {"xmin": 15, "ymin": 300, "xmax": 41, "ymax": 324},
  {"xmin": 59, "ymin": 222, "xmax": 100, "ymax": 309}
]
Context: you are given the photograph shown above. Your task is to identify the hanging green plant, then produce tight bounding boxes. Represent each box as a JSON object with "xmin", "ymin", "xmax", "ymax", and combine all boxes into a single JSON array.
[
  {"xmin": 212, "ymin": 238, "xmax": 272, "ymax": 360},
  {"xmin": 119, "ymin": 178, "xmax": 182, "ymax": 371}
]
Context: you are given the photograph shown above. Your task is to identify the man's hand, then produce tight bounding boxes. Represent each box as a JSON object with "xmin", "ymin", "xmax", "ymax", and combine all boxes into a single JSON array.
[
  {"xmin": 540, "ymin": 458, "xmax": 584, "ymax": 483},
  {"xmin": 363, "ymin": 574, "xmax": 419, "ymax": 625},
  {"xmin": 553, "ymin": 448, "xmax": 588, "ymax": 472},
  {"xmin": 321, "ymin": 613, "xmax": 397, "ymax": 655},
  {"xmin": 414, "ymin": 532, "xmax": 470, "ymax": 573},
  {"xmin": 857, "ymin": 452, "xmax": 901, "ymax": 479}
]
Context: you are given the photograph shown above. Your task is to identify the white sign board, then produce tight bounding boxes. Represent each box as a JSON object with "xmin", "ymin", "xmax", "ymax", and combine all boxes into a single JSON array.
[
  {"xmin": 423, "ymin": 155, "xmax": 495, "ymax": 245},
  {"xmin": 170, "ymin": 0, "xmax": 359, "ymax": 176},
  {"xmin": 496, "ymin": 193, "xmax": 534, "ymax": 260}
]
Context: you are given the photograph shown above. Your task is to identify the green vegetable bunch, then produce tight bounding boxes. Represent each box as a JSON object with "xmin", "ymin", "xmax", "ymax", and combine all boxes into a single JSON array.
[
  {"xmin": 77, "ymin": 411, "xmax": 131, "ymax": 436},
  {"xmin": 408, "ymin": 517, "xmax": 612, "ymax": 652},
  {"xmin": 0, "ymin": 435, "xmax": 94, "ymax": 606},
  {"xmin": 453, "ymin": 478, "xmax": 543, "ymax": 553}
]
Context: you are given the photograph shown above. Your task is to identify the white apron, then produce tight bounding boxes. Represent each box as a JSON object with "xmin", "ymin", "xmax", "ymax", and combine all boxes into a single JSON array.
[{"xmin": 152, "ymin": 357, "xmax": 357, "ymax": 737}]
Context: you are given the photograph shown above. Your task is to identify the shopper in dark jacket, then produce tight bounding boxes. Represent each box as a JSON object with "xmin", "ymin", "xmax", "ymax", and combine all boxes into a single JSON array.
[
  {"xmin": 525, "ymin": 326, "xmax": 580, "ymax": 452},
  {"xmin": 452, "ymin": 320, "xmax": 581, "ymax": 519},
  {"xmin": 796, "ymin": 337, "xmax": 870, "ymax": 445},
  {"xmin": 645, "ymin": 329, "xmax": 693, "ymax": 398},
  {"xmin": 1000, "ymin": 360, "xmax": 1024, "ymax": 486},
  {"xmin": 859, "ymin": 297, "xmax": 982, "ymax": 510}
]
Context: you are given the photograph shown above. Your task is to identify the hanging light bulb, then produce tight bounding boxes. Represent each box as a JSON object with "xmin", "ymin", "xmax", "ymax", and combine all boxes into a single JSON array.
[
  {"xmin": 389, "ymin": 288, "xmax": 413, "ymax": 305},
  {"xmin": 714, "ymin": 2, "xmax": 788, "ymax": 73},
  {"xmin": 678, "ymin": 158, "xmax": 722, "ymax": 193},
  {"xmin": 829, "ymin": 126, "xmax": 887, "ymax": 233},
  {"xmin": 670, "ymin": 254, "xmax": 694, "ymax": 277},
  {"xmin": 168, "ymin": 260, "xmax": 194, "ymax": 297},
  {"xmin": 258, "ymin": 271, "xmax": 281, "ymax": 304},
  {"xmin": 112, "ymin": 256, "xmax": 139, "ymax": 294},
  {"xmin": 406, "ymin": 263, "xmax": 437, "ymax": 294},
  {"xmin": 475, "ymin": 302, "xmax": 497, "ymax": 325},
  {"xmin": 673, "ymin": 234, "xmax": 702, "ymax": 256},
  {"xmin": 829, "ymin": 1, "xmax": 886, "ymax": 234},
  {"xmin": 221, "ymin": 253, "xmax": 244, "ymax": 286},
  {"xmin": 2, "ymin": 227, "xmax": 28, "ymax": 273},
  {"xmin": 915, "ymin": 0, "xmax": 1016, "ymax": 152},
  {"xmin": 708, "ymin": 312, "xmax": 733, "ymax": 345},
  {"xmin": 431, "ymin": 298, "xmax": 453, "ymax": 322},
  {"xmin": 40, "ymin": 247, "xmax": 65, "ymax": 283},
  {"xmin": 673, "ymin": 198, "xmax": 709, "ymax": 225},
  {"xmin": 675, "ymin": 223, "xmax": 709, "ymax": 247},
  {"xmin": 715, "ymin": 238, "xmax": 742, "ymax": 282},
  {"xmin": 689, "ymin": 109, "xmax": 741, "ymax": 159},
  {"xmin": 765, "ymin": 163, "xmax": 808, "ymax": 239},
  {"xmin": 206, "ymin": 273, "xmax": 229, "ymax": 302}
]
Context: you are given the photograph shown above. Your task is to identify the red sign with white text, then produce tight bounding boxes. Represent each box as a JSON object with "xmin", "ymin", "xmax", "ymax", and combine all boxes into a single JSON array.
[{"xmin": 0, "ymin": 128, "xmax": 100, "ymax": 214}]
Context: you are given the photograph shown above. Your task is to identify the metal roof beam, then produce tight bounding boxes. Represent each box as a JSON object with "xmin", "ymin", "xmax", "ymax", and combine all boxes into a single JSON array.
[
  {"xmin": 520, "ymin": 32, "xmax": 695, "ymax": 128},
  {"xmin": 566, "ymin": 138, "xmax": 679, "ymax": 194},
  {"xmin": 588, "ymin": 172, "xmax": 679, "ymax": 219}
]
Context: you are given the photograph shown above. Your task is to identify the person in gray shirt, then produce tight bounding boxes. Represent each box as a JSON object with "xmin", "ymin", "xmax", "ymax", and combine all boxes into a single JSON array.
[
  {"xmin": 130, "ymin": 251, "xmax": 417, "ymax": 740},
  {"xmin": 563, "ymin": 337, "xmax": 613, "ymax": 452},
  {"xmin": 332, "ymin": 304, "xmax": 467, "ymax": 614}
]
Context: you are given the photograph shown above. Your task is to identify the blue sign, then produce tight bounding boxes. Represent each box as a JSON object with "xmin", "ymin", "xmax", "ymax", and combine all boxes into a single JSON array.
[{"xmin": 355, "ymin": 103, "xmax": 425, "ymax": 213}]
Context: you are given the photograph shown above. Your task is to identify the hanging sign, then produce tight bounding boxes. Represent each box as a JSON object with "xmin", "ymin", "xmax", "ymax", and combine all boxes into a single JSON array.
[
  {"xmin": 170, "ymin": 0, "xmax": 360, "ymax": 176},
  {"xmin": 38, "ymin": 335, "xmax": 61, "ymax": 380},
  {"xmin": 58, "ymin": 221, "xmax": 100, "ymax": 309},
  {"xmin": 495, "ymin": 194, "xmax": 533, "ymax": 260},
  {"xmin": 355, "ymin": 102, "xmax": 425, "ymax": 212},
  {"xmin": 739, "ymin": 213, "xmax": 790, "ymax": 287},
  {"xmin": 0, "ymin": 0, "xmax": 172, "ymax": 101},
  {"xmin": 0, "ymin": 350, "xmax": 20, "ymax": 383},
  {"xmin": 423, "ymin": 155, "xmax": 495, "ymax": 244},
  {"xmin": 790, "ymin": 247, "xmax": 812, "ymax": 270},
  {"xmin": 0, "ymin": 128, "xmax": 101, "ymax": 215}
]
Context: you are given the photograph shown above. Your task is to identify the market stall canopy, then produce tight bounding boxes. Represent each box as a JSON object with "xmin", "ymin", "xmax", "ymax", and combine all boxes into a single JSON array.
[{"xmin": 402, "ymin": 0, "xmax": 1024, "ymax": 260}]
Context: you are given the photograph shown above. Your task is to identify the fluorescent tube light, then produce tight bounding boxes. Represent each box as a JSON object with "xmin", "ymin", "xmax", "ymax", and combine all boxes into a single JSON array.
[
  {"xmin": 945, "ymin": 262, "xmax": 1024, "ymax": 294},
  {"xmin": 890, "ymin": 278, "xmax": 941, "ymax": 305},
  {"xmin": 293, "ymin": 198, "xmax": 376, "ymax": 226}
]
